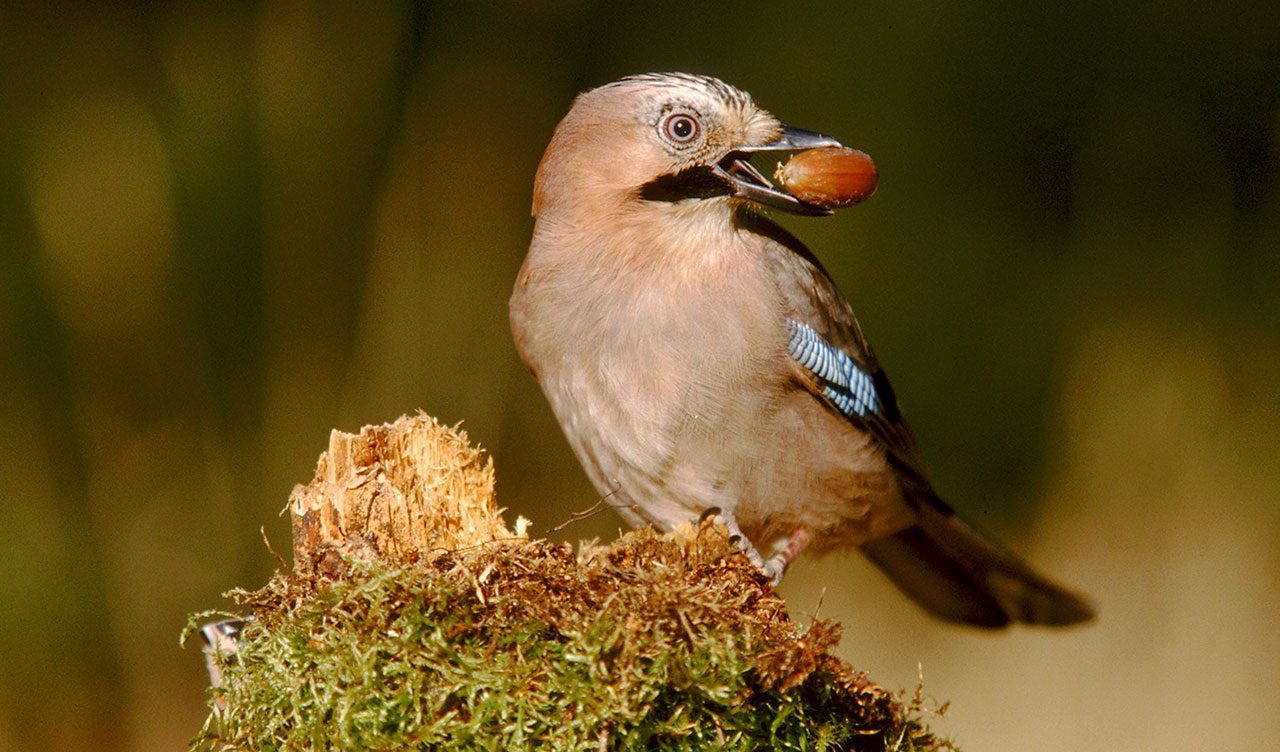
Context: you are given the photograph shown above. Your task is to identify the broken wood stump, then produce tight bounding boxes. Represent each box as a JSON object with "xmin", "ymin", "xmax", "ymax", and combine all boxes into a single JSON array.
[
  {"xmin": 289, "ymin": 412, "xmax": 525, "ymax": 569},
  {"xmin": 190, "ymin": 413, "xmax": 949, "ymax": 751}
]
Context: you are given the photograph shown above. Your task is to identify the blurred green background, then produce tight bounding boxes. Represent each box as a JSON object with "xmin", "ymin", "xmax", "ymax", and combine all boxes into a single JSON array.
[{"xmin": 1, "ymin": 1, "xmax": 1277, "ymax": 749}]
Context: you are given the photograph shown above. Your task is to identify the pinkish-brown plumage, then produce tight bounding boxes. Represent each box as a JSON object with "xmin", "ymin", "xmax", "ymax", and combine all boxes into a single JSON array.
[{"xmin": 511, "ymin": 73, "xmax": 1095, "ymax": 628}]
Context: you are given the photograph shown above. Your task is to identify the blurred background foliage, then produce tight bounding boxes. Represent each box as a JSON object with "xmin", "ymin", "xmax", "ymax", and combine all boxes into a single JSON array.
[{"xmin": 0, "ymin": 1, "xmax": 1277, "ymax": 750}]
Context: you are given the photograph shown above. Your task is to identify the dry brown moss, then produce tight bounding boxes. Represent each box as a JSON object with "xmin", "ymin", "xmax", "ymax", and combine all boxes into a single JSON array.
[
  {"xmin": 189, "ymin": 414, "xmax": 952, "ymax": 750},
  {"xmin": 191, "ymin": 523, "xmax": 951, "ymax": 751}
]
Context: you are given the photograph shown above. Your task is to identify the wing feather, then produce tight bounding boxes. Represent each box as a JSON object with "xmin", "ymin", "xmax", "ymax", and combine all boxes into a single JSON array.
[{"xmin": 739, "ymin": 211, "xmax": 932, "ymax": 494}]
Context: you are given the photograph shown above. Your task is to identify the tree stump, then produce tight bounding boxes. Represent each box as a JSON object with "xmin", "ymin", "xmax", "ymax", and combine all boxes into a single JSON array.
[
  {"xmin": 189, "ymin": 413, "xmax": 949, "ymax": 751},
  {"xmin": 289, "ymin": 412, "xmax": 524, "ymax": 568}
]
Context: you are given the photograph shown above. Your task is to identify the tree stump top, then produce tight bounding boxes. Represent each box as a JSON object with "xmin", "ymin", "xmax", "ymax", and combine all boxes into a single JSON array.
[{"xmin": 289, "ymin": 413, "xmax": 525, "ymax": 567}]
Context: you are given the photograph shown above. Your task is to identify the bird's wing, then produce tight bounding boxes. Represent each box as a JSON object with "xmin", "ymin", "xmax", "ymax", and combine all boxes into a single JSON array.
[
  {"xmin": 740, "ymin": 212, "xmax": 934, "ymax": 497},
  {"xmin": 741, "ymin": 213, "xmax": 1096, "ymax": 628}
]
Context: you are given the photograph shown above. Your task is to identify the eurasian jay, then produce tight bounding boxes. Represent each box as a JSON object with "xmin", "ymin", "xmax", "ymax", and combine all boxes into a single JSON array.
[{"xmin": 510, "ymin": 73, "xmax": 1094, "ymax": 628}]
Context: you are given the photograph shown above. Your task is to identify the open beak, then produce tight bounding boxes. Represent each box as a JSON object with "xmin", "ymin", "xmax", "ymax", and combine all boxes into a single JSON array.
[{"xmin": 713, "ymin": 126, "xmax": 843, "ymax": 216}]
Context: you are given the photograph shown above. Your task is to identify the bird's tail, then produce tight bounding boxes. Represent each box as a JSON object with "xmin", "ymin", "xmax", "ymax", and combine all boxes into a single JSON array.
[{"xmin": 861, "ymin": 498, "xmax": 1096, "ymax": 628}]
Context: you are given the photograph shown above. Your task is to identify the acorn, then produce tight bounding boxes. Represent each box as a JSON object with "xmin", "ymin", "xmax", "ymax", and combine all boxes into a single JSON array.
[{"xmin": 774, "ymin": 147, "xmax": 878, "ymax": 209}]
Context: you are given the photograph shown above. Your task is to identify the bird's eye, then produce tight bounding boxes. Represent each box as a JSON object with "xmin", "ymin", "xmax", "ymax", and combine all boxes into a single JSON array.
[{"xmin": 662, "ymin": 113, "xmax": 701, "ymax": 144}]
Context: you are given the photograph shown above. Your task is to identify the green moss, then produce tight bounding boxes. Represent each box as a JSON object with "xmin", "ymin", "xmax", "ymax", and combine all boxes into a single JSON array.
[{"xmin": 188, "ymin": 529, "xmax": 952, "ymax": 751}]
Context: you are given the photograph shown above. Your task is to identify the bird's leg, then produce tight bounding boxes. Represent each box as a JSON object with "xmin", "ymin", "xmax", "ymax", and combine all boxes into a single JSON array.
[
  {"xmin": 700, "ymin": 506, "xmax": 784, "ymax": 583},
  {"xmin": 763, "ymin": 528, "xmax": 813, "ymax": 584}
]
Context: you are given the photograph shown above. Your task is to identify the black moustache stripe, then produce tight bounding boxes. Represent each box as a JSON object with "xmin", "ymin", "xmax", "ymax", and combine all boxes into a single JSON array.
[{"xmin": 638, "ymin": 166, "xmax": 731, "ymax": 203}]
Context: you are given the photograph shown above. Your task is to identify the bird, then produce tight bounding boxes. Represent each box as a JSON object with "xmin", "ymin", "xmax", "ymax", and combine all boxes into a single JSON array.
[{"xmin": 509, "ymin": 72, "xmax": 1095, "ymax": 628}]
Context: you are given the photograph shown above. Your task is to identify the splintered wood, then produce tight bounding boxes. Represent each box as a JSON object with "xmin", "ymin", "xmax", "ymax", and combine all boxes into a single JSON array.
[{"xmin": 289, "ymin": 413, "xmax": 525, "ymax": 568}]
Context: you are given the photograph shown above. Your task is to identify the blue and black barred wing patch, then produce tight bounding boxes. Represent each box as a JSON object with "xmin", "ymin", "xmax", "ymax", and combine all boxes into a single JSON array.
[{"xmin": 786, "ymin": 319, "xmax": 881, "ymax": 418}]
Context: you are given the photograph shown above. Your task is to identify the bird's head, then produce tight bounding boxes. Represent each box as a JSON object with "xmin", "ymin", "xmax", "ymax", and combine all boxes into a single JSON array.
[{"xmin": 532, "ymin": 73, "xmax": 843, "ymax": 220}]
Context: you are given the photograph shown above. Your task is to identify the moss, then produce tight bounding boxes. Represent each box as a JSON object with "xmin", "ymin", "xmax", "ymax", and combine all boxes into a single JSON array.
[{"xmin": 189, "ymin": 525, "xmax": 952, "ymax": 751}]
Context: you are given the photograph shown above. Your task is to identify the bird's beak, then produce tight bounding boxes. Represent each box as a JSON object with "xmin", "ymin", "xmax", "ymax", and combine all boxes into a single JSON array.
[{"xmin": 713, "ymin": 126, "xmax": 843, "ymax": 216}]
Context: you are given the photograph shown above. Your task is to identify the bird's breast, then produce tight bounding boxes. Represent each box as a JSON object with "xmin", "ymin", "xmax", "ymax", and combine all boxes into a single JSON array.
[
  {"xmin": 511, "ymin": 211, "xmax": 909, "ymax": 547},
  {"xmin": 511, "ymin": 222, "xmax": 787, "ymax": 527}
]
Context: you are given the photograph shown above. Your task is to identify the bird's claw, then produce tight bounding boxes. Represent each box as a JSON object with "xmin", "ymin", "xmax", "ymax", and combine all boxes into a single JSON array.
[
  {"xmin": 703, "ymin": 506, "xmax": 784, "ymax": 584},
  {"xmin": 760, "ymin": 554, "xmax": 787, "ymax": 585}
]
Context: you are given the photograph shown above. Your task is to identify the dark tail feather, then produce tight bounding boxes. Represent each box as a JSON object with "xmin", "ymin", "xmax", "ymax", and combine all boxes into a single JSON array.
[{"xmin": 861, "ymin": 501, "xmax": 1096, "ymax": 628}]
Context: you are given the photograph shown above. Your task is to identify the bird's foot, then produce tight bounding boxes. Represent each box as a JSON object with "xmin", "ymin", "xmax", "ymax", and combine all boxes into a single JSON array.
[
  {"xmin": 762, "ymin": 528, "xmax": 812, "ymax": 584},
  {"xmin": 700, "ymin": 506, "xmax": 786, "ymax": 585}
]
